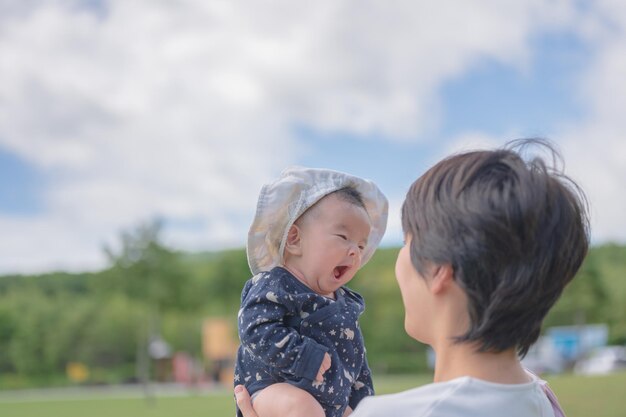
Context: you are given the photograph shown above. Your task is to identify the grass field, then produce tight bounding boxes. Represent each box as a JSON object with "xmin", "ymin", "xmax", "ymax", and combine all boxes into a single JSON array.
[{"xmin": 1, "ymin": 371, "xmax": 625, "ymax": 417}]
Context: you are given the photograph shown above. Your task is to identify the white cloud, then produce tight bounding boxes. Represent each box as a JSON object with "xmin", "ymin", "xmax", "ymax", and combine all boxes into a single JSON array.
[
  {"xmin": 0, "ymin": 0, "xmax": 621, "ymax": 273},
  {"xmin": 432, "ymin": 0, "xmax": 626, "ymax": 245},
  {"xmin": 555, "ymin": 1, "xmax": 626, "ymax": 243}
]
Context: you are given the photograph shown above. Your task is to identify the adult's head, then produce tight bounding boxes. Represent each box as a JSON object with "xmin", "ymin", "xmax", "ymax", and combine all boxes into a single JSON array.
[{"xmin": 399, "ymin": 138, "xmax": 590, "ymax": 357}]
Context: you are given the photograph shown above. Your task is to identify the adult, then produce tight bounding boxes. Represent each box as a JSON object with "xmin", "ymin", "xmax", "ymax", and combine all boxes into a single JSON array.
[{"xmin": 235, "ymin": 139, "xmax": 587, "ymax": 417}]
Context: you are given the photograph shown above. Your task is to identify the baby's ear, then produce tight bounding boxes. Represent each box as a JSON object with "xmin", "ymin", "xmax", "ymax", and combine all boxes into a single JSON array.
[{"xmin": 284, "ymin": 224, "xmax": 303, "ymax": 256}]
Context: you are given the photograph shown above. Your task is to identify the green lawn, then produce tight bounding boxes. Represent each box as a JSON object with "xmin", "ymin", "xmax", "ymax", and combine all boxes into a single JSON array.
[{"xmin": 1, "ymin": 371, "xmax": 625, "ymax": 417}]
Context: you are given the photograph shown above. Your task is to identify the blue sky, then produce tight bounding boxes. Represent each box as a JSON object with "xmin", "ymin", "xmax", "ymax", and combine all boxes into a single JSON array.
[
  {"xmin": 0, "ymin": 148, "xmax": 44, "ymax": 215},
  {"xmin": 441, "ymin": 33, "xmax": 589, "ymax": 137},
  {"xmin": 1, "ymin": 1, "xmax": 625, "ymax": 274}
]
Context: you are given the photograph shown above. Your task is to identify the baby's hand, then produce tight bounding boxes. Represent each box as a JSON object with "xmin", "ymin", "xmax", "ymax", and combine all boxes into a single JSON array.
[{"xmin": 315, "ymin": 353, "xmax": 332, "ymax": 382}]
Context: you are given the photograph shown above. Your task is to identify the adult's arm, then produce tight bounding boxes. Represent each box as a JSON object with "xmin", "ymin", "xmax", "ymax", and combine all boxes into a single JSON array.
[{"xmin": 235, "ymin": 385, "xmax": 358, "ymax": 417}]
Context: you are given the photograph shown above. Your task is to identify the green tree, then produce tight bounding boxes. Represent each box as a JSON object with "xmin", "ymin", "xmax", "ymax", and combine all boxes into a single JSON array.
[
  {"xmin": 0, "ymin": 303, "xmax": 17, "ymax": 372},
  {"xmin": 205, "ymin": 249, "xmax": 250, "ymax": 314},
  {"xmin": 545, "ymin": 254, "xmax": 609, "ymax": 327},
  {"xmin": 76, "ymin": 294, "xmax": 146, "ymax": 370},
  {"xmin": 98, "ymin": 219, "xmax": 190, "ymax": 312},
  {"xmin": 8, "ymin": 289, "xmax": 58, "ymax": 375}
]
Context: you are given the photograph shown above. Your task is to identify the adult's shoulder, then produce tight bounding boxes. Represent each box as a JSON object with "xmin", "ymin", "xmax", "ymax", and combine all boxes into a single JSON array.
[
  {"xmin": 353, "ymin": 375, "xmax": 555, "ymax": 417},
  {"xmin": 351, "ymin": 380, "xmax": 464, "ymax": 417}
]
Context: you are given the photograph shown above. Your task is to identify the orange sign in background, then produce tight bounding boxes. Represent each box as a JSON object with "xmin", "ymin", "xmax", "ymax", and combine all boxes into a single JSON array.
[{"xmin": 203, "ymin": 318, "xmax": 238, "ymax": 384}]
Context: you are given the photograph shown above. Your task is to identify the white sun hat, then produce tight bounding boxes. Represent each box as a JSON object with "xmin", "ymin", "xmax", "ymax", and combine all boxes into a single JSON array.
[{"xmin": 247, "ymin": 166, "xmax": 389, "ymax": 275}]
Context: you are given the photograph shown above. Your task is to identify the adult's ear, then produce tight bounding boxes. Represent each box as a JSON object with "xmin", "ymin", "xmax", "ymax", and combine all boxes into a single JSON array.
[
  {"xmin": 284, "ymin": 224, "xmax": 303, "ymax": 256},
  {"xmin": 429, "ymin": 264, "xmax": 454, "ymax": 295}
]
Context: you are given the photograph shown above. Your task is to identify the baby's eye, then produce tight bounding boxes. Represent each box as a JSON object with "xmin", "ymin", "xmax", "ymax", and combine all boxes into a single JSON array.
[
  {"xmin": 336, "ymin": 234, "xmax": 348, "ymax": 240},
  {"xmin": 358, "ymin": 245, "xmax": 365, "ymax": 251}
]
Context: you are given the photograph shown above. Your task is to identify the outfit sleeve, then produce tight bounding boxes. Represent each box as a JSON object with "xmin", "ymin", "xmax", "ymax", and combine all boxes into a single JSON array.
[
  {"xmin": 349, "ymin": 354, "xmax": 375, "ymax": 410},
  {"xmin": 238, "ymin": 280, "xmax": 328, "ymax": 381}
]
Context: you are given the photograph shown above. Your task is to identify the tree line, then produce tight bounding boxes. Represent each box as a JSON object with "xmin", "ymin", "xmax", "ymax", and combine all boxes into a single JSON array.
[{"xmin": 0, "ymin": 221, "xmax": 624, "ymax": 388}]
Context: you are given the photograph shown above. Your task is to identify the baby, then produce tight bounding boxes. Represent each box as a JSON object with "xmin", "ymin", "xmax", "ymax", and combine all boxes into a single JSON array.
[{"xmin": 234, "ymin": 167, "xmax": 388, "ymax": 417}]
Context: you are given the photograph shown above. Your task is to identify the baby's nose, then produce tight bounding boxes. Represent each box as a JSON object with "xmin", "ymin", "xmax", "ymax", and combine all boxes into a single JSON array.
[{"xmin": 348, "ymin": 243, "xmax": 361, "ymax": 259}]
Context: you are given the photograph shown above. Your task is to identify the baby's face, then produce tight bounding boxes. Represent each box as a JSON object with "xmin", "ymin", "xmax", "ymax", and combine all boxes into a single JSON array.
[{"xmin": 291, "ymin": 194, "xmax": 371, "ymax": 298}]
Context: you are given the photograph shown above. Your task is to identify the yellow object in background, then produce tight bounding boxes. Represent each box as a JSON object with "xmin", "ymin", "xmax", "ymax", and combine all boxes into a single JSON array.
[
  {"xmin": 203, "ymin": 318, "xmax": 237, "ymax": 360},
  {"xmin": 203, "ymin": 318, "xmax": 237, "ymax": 385},
  {"xmin": 66, "ymin": 362, "xmax": 89, "ymax": 383}
]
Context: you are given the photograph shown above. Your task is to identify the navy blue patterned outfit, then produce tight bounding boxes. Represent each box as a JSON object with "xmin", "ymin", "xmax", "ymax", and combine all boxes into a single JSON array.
[{"xmin": 234, "ymin": 267, "xmax": 374, "ymax": 417}]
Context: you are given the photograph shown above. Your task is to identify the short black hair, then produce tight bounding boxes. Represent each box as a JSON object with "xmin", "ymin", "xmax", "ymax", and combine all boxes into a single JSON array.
[{"xmin": 401, "ymin": 138, "xmax": 590, "ymax": 357}]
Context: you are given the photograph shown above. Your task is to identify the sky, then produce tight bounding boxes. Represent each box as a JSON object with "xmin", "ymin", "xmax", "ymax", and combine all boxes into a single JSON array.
[{"xmin": 1, "ymin": 0, "xmax": 625, "ymax": 274}]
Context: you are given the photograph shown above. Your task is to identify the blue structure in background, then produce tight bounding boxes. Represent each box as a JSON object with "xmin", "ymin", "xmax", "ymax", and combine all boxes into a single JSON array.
[
  {"xmin": 522, "ymin": 324, "xmax": 610, "ymax": 374},
  {"xmin": 547, "ymin": 324, "xmax": 609, "ymax": 361}
]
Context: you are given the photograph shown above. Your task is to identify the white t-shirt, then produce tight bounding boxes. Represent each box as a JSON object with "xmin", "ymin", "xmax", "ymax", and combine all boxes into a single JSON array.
[{"xmin": 351, "ymin": 372, "xmax": 560, "ymax": 417}]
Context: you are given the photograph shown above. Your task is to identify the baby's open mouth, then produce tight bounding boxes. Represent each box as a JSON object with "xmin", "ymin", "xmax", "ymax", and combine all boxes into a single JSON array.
[{"xmin": 333, "ymin": 265, "xmax": 349, "ymax": 279}]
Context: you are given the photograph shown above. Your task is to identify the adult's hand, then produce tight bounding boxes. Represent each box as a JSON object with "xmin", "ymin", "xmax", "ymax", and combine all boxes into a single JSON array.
[{"xmin": 234, "ymin": 385, "xmax": 259, "ymax": 417}]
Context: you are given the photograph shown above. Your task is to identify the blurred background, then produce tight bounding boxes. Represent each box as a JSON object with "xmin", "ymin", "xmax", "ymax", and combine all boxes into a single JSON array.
[{"xmin": 0, "ymin": 1, "xmax": 625, "ymax": 416}]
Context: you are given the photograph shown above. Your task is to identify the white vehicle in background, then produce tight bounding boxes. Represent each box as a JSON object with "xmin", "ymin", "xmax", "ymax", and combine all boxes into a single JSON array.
[
  {"xmin": 522, "ymin": 337, "xmax": 566, "ymax": 375},
  {"xmin": 574, "ymin": 346, "xmax": 626, "ymax": 375}
]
